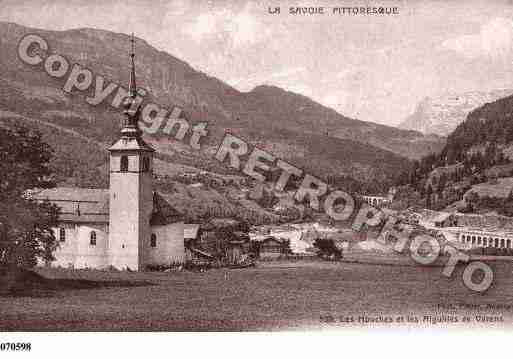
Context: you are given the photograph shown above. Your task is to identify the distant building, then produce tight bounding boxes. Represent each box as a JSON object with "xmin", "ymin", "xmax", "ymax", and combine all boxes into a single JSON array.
[
  {"xmin": 418, "ymin": 211, "xmax": 513, "ymax": 251},
  {"xmin": 361, "ymin": 195, "xmax": 392, "ymax": 208},
  {"xmin": 249, "ymin": 223, "xmax": 332, "ymax": 255},
  {"xmin": 430, "ymin": 212, "xmax": 457, "ymax": 228},
  {"xmin": 360, "ymin": 187, "xmax": 396, "ymax": 208},
  {"xmin": 455, "ymin": 228, "xmax": 513, "ymax": 250},
  {"xmin": 416, "ymin": 210, "xmax": 457, "ymax": 229},
  {"xmin": 259, "ymin": 237, "xmax": 286, "ymax": 259}
]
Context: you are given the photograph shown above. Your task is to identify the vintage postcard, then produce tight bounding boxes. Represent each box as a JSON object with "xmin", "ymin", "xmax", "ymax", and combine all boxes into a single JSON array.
[{"xmin": 0, "ymin": 0, "xmax": 512, "ymax": 355}]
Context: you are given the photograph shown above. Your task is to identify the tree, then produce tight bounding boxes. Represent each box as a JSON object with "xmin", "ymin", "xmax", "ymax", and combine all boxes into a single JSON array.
[
  {"xmin": 497, "ymin": 151, "xmax": 507, "ymax": 165},
  {"xmin": 0, "ymin": 126, "xmax": 59, "ymax": 293},
  {"xmin": 465, "ymin": 191, "xmax": 479, "ymax": 212},
  {"xmin": 501, "ymin": 191, "xmax": 513, "ymax": 217},
  {"xmin": 425, "ymin": 184, "xmax": 433, "ymax": 209},
  {"xmin": 313, "ymin": 238, "xmax": 342, "ymax": 260},
  {"xmin": 485, "ymin": 143, "xmax": 497, "ymax": 167},
  {"xmin": 437, "ymin": 173, "xmax": 447, "ymax": 198}
]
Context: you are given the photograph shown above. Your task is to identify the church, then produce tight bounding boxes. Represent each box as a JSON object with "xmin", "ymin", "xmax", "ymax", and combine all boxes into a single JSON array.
[{"xmin": 32, "ymin": 36, "xmax": 185, "ymax": 271}]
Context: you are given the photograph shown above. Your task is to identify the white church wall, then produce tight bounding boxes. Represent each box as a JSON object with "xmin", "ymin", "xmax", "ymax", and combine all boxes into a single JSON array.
[
  {"xmin": 51, "ymin": 223, "xmax": 109, "ymax": 269},
  {"xmin": 51, "ymin": 223, "xmax": 78, "ymax": 268},
  {"xmin": 146, "ymin": 222, "xmax": 185, "ymax": 266},
  {"xmin": 74, "ymin": 224, "xmax": 109, "ymax": 269}
]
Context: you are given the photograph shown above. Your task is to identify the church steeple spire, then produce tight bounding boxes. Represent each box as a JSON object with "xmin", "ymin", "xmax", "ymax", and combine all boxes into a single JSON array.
[
  {"xmin": 128, "ymin": 32, "xmax": 137, "ymax": 99},
  {"xmin": 121, "ymin": 32, "xmax": 142, "ymax": 138},
  {"xmin": 110, "ymin": 33, "xmax": 153, "ymax": 153}
]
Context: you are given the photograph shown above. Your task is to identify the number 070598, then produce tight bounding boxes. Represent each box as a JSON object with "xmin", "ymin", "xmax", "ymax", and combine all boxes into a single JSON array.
[{"xmin": 0, "ymin": 342, "xmax": 32, "ymax": 351}]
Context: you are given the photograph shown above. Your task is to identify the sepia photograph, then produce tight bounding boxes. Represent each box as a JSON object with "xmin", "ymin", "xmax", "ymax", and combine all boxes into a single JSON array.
[{"xmin": 0, "ymin": 0, "xmax": 512, "ymax": 356}]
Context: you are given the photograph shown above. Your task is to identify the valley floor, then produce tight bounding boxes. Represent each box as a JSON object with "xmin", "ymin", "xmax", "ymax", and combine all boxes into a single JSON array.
[{"xmin": 1, "ymin": 261, "xmax": 512, "ymax": 331}]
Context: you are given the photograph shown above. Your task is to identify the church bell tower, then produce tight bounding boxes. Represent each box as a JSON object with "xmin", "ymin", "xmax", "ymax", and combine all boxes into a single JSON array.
[{"xmin": 108, "ymin": 33, "xmax": 155, "ymax": 271}]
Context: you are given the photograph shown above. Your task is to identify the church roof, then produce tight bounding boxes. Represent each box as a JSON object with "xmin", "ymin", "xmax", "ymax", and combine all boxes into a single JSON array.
[
  {"xmin": 32, "ymin": 187, "xmax": 109, "ymax": 223},
  {"xmin": 108, "ymin": 137, "xmax": 154, "ymax": 152},
  {"xmin": 32, "ymin": 187, "xmax": 184, "ymax": 225},
  {"xmin": 150, "ymin": 192, "xmax": 185, "ymax": 225}
]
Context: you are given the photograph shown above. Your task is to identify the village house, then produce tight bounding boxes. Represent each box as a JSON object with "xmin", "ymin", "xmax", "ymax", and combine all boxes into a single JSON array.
[
  {"xmin": 250, "ymin": 225, "xmax": 308, "ymax": 254},
  {"xmin": 32, "ymin": 39, "xmax": 185, "ymax": 271},
  {"xmin": 258, "ymin": 237, "xmax": 287, "ymax": 259},
  {"xmin": 416, "ymin": 210, "xmax": 457, "ymax": 229},
  {"xmin": 183, "ymin": 219, "xmax": 252, "ymax": 265},
  {"xmin": 430, "ymin": 212, "xmax": 458, "ymax": 228}
]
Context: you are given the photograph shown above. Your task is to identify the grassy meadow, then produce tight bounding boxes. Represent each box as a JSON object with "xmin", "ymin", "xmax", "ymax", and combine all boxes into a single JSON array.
[{"xmin": 1, "ymin": 261, "xmax": 512, "ymax": 331}]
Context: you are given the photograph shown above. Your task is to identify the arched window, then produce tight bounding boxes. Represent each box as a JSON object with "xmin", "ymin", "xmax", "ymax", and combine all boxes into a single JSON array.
[
  {"xmin": 507, "ymin": 239, "xmax": 511, "ymax": 249},
  {"xmin": 150, "ymin": 233, "xmax": 157, "ymax": 248},
  {"xmin": 142, "ymin": 157, "xmax": 150, "ymax": 172},
  {"xmin": 120, "ymin": 155, "xmax": 129, "ymax": 172},
  {"xmin": 59, "ymin": 228, "xmax": 66, "ymax": 242},
  {"xmin": 495, "ymin": 238, "xmax": 500, "ymax": 247},
  {"xmin": 90, "ymin": 231, "xmax": 97, "ymax": 246}
]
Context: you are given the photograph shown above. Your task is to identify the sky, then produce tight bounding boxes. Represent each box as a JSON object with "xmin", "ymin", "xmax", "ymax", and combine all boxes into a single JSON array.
[{"xmin": 2, "ymin": 0, "xmax": 513, "ymax": 126}]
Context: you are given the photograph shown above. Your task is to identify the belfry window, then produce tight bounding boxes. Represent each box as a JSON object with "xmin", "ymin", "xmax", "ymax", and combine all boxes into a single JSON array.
[
  {"xmin": 150, "ymin": 233, "xmax": 157, "ymax": 248},
  {"xmin": 59, "ymin": 228, "xmax": 66, "ymax": 242},
  {"xmin": 90, "ymin": 231, "xmax": 97, "ymax": 246},
  {"xmin": 120, "ymin": 156, "xmax": 129, "ymax": 172},
  {"xmin": 142, "ymin": 157, "xmax": 150, "ymax": 172},
  {"xmin": 119, "ymin": 156, "xmax": 128, "ymax": 172}
]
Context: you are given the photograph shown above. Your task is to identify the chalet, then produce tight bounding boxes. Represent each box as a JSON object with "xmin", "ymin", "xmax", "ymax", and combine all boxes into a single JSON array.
[
  {"xmin": 431, "ymin": 212, "xmax": 457, "ymax": 228},
  {"xmin": 259, "ymin": 237, "xmax": 286, "ymax": 259}
]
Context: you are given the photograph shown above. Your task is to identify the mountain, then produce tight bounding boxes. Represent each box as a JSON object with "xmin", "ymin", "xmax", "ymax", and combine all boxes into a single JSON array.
[
  {"xmin": 445, "ymin": 93, "xmax": 513, "ymax": 157},
  {"xmin": 399, "ymin": 89, "xmax": 513, "ymax": 136},
  {"xmin": 394, "ymin": 91, "xmax": 513, "ymax": 213},
  {"xmin": 0, "ymin": 22, "xmax": 442, "ymax": 187}
]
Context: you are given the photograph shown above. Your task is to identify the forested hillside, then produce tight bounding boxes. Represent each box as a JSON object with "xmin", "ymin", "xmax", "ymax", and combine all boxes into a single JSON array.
[{"xmin": 395, "ymin": 94, "xmax": 513, "ymax": 214}]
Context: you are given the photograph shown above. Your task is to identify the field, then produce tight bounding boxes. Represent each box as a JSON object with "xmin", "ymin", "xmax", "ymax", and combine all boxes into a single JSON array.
[{"xmin": 1, "ymin": 261, "xmax": 513, "ymax": 331}]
